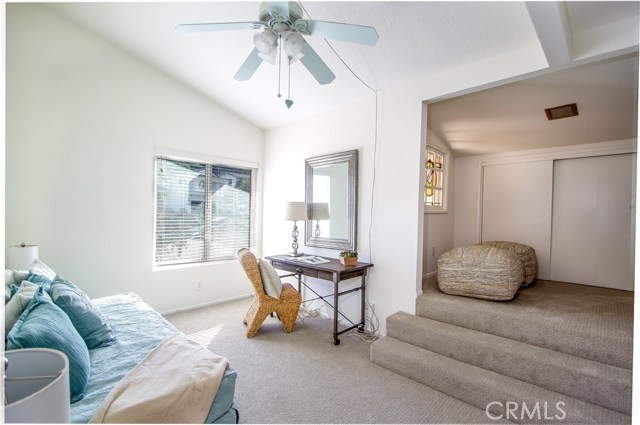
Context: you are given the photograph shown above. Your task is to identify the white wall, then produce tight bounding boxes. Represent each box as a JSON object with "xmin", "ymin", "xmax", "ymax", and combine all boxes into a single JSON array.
[
  {"xmin": 263, "ymin": 97, "xmax": 381, "ymax": 327},
  {"xmin": 5, "ymin": 4, "xmax": 264, "ymax": 313}
]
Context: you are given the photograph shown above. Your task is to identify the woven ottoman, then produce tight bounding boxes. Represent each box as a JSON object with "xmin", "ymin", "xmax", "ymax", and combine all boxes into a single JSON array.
[
  {"xmin": 480, "ymin": 241, "xmax": 538, "ymax": 285},
  {"xmin": 437, "ymin": 245, "xmax": 524, "ymax": 301}
]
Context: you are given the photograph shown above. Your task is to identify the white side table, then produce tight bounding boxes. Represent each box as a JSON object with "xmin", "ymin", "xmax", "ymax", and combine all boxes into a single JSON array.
[{"xmin": 4, "ymin": 348, "xmax": 70, "ymax": 423}]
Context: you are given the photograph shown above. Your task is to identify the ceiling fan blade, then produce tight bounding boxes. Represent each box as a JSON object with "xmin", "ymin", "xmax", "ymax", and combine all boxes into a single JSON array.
[
  {"xmin": 298, "ymin": 20, "xmax": 379, "ymax": 46},
  {"xmin": 300, "ymin": 42, "xmax": 336, "ymax": 85},
  {"xmin": 175, "ymin": 22, "xmax": 264, "ymax": 33},
  {"xmin": 234, "ymin": 48, "xmax": 263, "ymax": 81}
]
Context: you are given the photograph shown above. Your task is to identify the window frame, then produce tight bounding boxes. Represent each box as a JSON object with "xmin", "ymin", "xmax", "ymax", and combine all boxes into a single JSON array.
[
  {"xmin": 152, "ymin": 149, "xmax": 258, "ymax": 269},
  {"xmin": 424, "ymin": 146, "xmax": 449, "ymax": 214}
]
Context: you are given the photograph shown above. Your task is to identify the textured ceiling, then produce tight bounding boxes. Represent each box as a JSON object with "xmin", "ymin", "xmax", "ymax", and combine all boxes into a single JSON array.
[{"xmin": 42, "ymin": 1, "xmax": 640, "ymax": 154}]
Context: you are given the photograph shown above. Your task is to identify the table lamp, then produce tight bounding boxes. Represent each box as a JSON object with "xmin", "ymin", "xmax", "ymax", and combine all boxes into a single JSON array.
[
  {"xmin": 284, "ymin": 202, "xmax": 308, "ymax": 257},
  {"xmin": 4, "ymin": 348, "xmax": 71, "ymax": 423},
  {"xmin": 312, "ymin": 203, "xmax": 330, "ymax": 237},
  {"xmin": 6, "ymin": 243, "xmax": 39, "ymax": 271}
]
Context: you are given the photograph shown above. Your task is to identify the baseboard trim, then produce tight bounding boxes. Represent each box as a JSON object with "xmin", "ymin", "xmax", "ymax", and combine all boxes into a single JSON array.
[
  {"xmin": 160, "ymin": 293, "xmax": 253, "ymax": 316},
  {"xmin": 416, "ymin": 289, "xmax": 424, "ymax": 298}
]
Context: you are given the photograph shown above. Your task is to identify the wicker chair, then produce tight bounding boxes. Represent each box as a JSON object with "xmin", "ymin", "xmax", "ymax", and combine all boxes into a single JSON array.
[{"xmin": 237, "ymin": 248, "xmax": 301, "ymax": 338}]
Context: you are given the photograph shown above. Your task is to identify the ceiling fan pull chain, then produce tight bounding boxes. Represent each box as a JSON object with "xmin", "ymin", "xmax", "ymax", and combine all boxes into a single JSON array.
[
  {"xmin": 277, "ymin": 35, "xmax": 282, "ymax": 98},
  {"xmin": 285, "ymin": 56, "xmax": 293, "ymax": 109}
]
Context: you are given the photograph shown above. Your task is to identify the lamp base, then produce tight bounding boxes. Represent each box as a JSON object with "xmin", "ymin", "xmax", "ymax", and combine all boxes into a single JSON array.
[{"xmin": 286, "ymin": 252, "xmax": 304, "ymax": 257}]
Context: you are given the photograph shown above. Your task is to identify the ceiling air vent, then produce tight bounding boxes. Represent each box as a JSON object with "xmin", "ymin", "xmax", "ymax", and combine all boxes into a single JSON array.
[{"xmin": 545, "ymin": 103, "xmax": 578, "ymax": 120}]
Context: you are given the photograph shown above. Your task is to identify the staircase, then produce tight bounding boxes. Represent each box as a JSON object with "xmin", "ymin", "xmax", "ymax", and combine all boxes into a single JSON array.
[{"xmin": 370, "ymin": 279, "xmax": 633, "ymax": 424}]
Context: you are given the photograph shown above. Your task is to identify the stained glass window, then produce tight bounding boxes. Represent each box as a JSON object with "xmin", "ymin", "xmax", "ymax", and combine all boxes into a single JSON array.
[{"xmin": 425, "ymin": 148, "xmax": 445, "ymax": 208}]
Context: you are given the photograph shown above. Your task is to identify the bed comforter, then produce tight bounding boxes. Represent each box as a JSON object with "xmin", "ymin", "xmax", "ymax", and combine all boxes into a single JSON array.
[{"xmin": 70, "ymin": 293, "xmax": 238, "ymax": 424}]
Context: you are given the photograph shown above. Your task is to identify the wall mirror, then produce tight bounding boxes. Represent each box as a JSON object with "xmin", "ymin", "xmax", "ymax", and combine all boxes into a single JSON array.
[{"xmin": 305, "ymin": 150, "xmax": 358, "ymax": 250}]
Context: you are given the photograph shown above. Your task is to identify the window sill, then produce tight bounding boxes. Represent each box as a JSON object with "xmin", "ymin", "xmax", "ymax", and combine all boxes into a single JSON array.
[
  {"xmin": 425, "ymin": 207, "xmax": 448, "ymax": 214},
  {"xmin": 152, "ymin": 259, "xmax": 236, "ymax": 272}
]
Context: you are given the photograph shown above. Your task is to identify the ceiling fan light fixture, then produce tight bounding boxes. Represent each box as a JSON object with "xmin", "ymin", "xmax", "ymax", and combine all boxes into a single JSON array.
[
  {"xmin": 283, "ymin": 31, "xmax": 305, "ymax": 56},
  {"xmin": 258, "ymin": 49, "xmax": 277, "ymax": 65},
  {"xmin": 287, "ymin": 51, "xmax": 304, "ymax": 63},
  {"xmin": 253, "ymin": 28, "xmax": 277, "ymax": 54}
]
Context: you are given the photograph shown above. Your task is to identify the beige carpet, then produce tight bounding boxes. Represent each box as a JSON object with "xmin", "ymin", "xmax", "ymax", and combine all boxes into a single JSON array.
[
  {"xmin": 419, "ymin": 277, "xmax": 633, "ymax": 368},
  {"xmin": 165, "ymin": 297, "xmax": 509, "ymax": 424}
]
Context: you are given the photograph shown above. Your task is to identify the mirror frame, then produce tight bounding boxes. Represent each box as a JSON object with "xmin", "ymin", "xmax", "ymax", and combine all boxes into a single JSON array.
[{"xmin": 305, "ymin": 149, "xmax": 358, "ymax": 251}]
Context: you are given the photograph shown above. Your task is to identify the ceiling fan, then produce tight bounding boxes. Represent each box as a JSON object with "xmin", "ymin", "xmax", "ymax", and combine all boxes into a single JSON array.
[{"xmin": 175, "ymin": 1, "xmax": 379, "ymax": 86}]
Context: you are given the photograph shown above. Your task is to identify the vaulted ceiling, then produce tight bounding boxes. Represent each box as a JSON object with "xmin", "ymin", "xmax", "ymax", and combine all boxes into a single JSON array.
[{"xmin": 45, "ymin": 1, "xmax": 639, "ymax": 154}]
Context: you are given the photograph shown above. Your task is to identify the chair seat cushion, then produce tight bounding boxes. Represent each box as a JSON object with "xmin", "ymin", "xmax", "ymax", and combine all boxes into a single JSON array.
[{"xmin": 437, "ymin": 245, "xmax": 524, "ymax": 301}]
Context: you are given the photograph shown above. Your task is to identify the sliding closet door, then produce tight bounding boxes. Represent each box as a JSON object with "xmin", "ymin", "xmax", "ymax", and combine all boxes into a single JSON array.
[
  {"xmin": 550, "ymin": 154, "xmax": 635, "ymax": 290},
  {"xmin": 482, "ymin": 161, "xmax": 553, "ymax": 279}
]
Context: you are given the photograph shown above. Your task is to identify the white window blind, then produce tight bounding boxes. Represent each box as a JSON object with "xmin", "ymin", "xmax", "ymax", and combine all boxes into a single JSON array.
[{"xmin": 154, "ymin": 156, "xmax": 255, "ymax": 266}]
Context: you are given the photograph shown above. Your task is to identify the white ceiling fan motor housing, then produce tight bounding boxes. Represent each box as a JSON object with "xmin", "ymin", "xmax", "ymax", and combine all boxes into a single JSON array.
[{"xmin": 259, "ymin": 1, "xmax": 303, "ymax": 25}]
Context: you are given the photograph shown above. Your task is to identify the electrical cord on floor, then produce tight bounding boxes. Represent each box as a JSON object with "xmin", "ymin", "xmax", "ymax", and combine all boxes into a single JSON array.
[
  {"xmin": 346, "ymin": 298, "xmax": 380, "ymax": 343},
  {"xmin": 298, "ymin": 304, "xmax": 323, "ymax": 321}
]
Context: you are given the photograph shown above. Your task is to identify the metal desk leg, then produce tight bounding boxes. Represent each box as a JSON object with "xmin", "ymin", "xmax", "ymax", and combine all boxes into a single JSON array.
[
  {"xmin": 333, "ymin": 279, "xmax": 340, "ymax": 345},
  {"xmin": 358, "ymin": 274, "xmax": 366, "ymax": 333}
]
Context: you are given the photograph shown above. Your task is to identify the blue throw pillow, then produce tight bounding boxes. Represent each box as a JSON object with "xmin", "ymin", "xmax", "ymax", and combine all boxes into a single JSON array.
[
  {"xmin": 7, "ymin": 287, "xmax": 90, "ymax": 403},
  {"xmin": 26, "ymin": 272, "xmax": 53, "ymax": 291},
  {"xmin": 49, "ymin": 275, "xmax": 115, "ymax": 349}
]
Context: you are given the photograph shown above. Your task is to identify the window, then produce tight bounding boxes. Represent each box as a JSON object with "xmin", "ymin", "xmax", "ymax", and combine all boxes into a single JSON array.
[
  {"xmin": 154, "ymin": 154, "xmax": 256, "ymax": 266},
  {"xmin": 424, "ymin": 147, "xmax": 447, "ymax": 212}
]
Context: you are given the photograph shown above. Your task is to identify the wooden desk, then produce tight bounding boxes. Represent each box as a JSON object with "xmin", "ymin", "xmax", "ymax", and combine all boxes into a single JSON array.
[{"xmin": 265, "ymin": 255, "xmax": 374, "ymax": 345}]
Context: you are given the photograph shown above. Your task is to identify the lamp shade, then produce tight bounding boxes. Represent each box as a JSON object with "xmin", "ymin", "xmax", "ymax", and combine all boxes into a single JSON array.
[
  {"xmin": 284, "ymin": 202, "xmax": 308, "ymax": 221},
  {"xmin": 6, "ymin": 244, "xmax": 38, "ymax": 271},
  {"xmin": 4, "ymin": 348, "xmax": 71, "ymax": 423},
  {"xmin": 312, "ymin": 203, "xmax": 330, "ymax": 220}
]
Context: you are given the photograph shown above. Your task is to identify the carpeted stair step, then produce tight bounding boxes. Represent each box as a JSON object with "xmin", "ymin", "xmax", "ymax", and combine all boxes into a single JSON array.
[
  {"xmin": 370, "ymin": 336, "xmax": 630, "ymax": 424},
  {"xmin": 417, "ymin": 279, "xmax": 633, "ymax": 369},
  {"xmin": 386, "ymin": 311, "xmax": 631, "ymax": 415}
]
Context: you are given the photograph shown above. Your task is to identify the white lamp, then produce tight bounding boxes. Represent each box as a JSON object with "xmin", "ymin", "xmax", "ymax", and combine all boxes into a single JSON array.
[
  {"xmin": 311, "ymin": 203, "xmax": 330, "ymax": 237},
  {"xmin": 6, "ymin": 244, "xmax": 38, "ymax": 271},
  {"xmin": 284, "ymin": 202, "xmax": 308, "ymax": 257},
  {"xmin": 4, "ymin": 348, "xmax": 71, "ymax": 423}
]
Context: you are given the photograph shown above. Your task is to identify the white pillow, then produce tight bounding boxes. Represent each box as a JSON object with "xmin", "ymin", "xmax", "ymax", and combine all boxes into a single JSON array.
[
  {"xmin": 5, "ymin": 269, "xmax": 17, "ymax": 286},
  {"xmin": 258, "ymin": 259, "xmax": 283, "ymax": 299},
  {"xmin": 4, "ymin": 281, "xmax": 39, "ymax": 336},
  {"xmin": 28, "ymin": 259, "xmax": 56, "ymax": 280}
]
